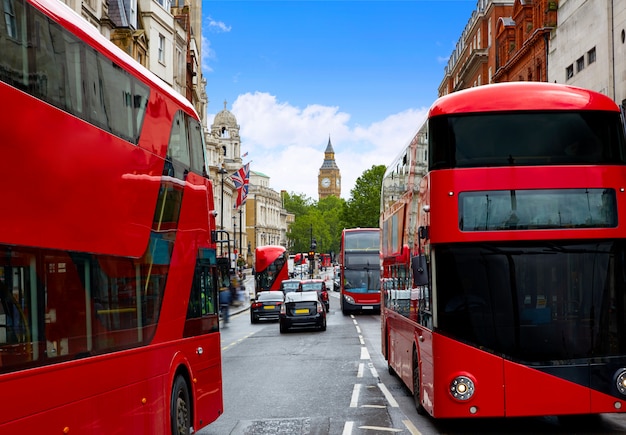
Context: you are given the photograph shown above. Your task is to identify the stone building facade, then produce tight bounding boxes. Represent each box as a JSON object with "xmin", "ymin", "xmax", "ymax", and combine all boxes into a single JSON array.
[
  {"xmin": 61, "ymin": 0, "xmax": 207, "ymax": 129},
  {"xmin": 548, "ymin": 0, "xmax": 626, "ymax": 106},
  {"xmin": 246, "ymin": 172, "xmax": 292, "ymax": 257}
]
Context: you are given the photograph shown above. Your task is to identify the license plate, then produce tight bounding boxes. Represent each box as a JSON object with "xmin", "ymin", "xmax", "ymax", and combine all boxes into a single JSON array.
[
  {"xmin": 295, "ymin": 308, "xmax": 309, "ymax": 314},
  {"xmin": 264, "ymin": 305, "xmax": 275, "ymax": 309},
  {"xmin": 362, "ymin": 306, "xmax": 373, "ymax": 310}
]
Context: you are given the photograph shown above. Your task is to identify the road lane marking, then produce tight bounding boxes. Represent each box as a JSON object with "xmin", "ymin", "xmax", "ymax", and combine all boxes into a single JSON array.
[
  {"xmin": 403, "ymin": 419, "xmax": 422, "ymax": 435},
  {"xmin": 359, "ymin": 426, "xmax": 402, "ymax": 432},
  {"xmin": 342, "ymin": 421, "xmax": 354, "ymax": 435},
  {"xmin": 378, "ymin": 383, "xmax": 399, "ymax": 407},
  {"xmin": 360, "ymin": 346, "xmax": 370, "ymax": 360},
  {"xmin": 350, "ymin": 384, "xmax": 361, "ymax": 407},
  {"xmin": 221, "ymin": 332, "xmax": 256, "ymax": 351},
  {"xmin": 357, "ymin": 363, "xmax": 364, "ymax": 378},
  {"xmin": 368, "ymin": 362, "xmax": 379, "ymax": 378}
]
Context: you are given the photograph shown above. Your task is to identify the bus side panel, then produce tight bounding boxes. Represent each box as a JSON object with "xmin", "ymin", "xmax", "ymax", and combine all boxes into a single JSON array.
[
  {"xmin": 160, "ymin": 172, "xmax": 222, "ymax": 428},
  {"xmin": 4, "ymin": 84, "xmax": 162, "ymax": 257},
  {"xmin": 386, "ymin": 311, "xmax": 415, "ymax": 390},
  {"xmin": 180, "ymin": 334, "xmax": 223, "ymax": 427},
  {"xmin": 503, "ymin": 360, "xmax": 592, "ymax": 416},
  {"xmin": 0, "ymin": 348, "xmax": 171, "ymax": 432},
  {"xmin": 416, "ymin": 325, "xmax": 434, "ymax": 414},
  {"xmin": 431, "ymin": 334, "xmax": 505, "ymax": 418}
]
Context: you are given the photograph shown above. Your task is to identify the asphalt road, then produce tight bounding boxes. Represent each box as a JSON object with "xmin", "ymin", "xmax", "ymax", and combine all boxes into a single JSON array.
[{"xmin": 198, "ymin": 273, "xmax": 626, "ymax": 435}]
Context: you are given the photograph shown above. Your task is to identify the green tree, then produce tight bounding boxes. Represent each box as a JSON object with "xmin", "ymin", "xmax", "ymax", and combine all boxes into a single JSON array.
[
  {"xmin": 282, "ymin": 192, "xmax": 315, "ymax": 216},
  {"xmin": 317, "ymin": 195, "xmax": 345, "ymax": 255},
  {"xmin": 343, "ymin": 165, "xmax": 386, "ymax": 228}
]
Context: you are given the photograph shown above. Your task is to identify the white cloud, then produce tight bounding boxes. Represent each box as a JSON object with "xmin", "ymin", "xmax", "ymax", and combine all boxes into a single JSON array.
[
  {"xmin": 206, "ymin": 16, "xmax": 231, "ymax": 33},
  {"xmin": 201, "ymin": 36, "xmax": 215, "ymax": 73},
  {"xmin": 213, "ymin": 92, "xmax": 428, "ymax": 200}
]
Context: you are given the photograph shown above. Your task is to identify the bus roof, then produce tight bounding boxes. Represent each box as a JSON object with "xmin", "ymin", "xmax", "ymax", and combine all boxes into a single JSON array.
[
  {"xmin": 255, "ymin": 245, "xmax": 286, "ymax": 270},
  {"xmin": 429, "ymin": 82, "xmax": 620, "ymax": 117}
]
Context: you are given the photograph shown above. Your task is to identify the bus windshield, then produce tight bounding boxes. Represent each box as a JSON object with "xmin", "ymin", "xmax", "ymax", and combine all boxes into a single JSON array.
[
  {"xmin": 435, "ymin": 241, "xmax": 626, "ymax": 363},
  {"xmin": 344, "ymin": 269, "xmax": 380, "ymax": 293},
  {"xmin": 430, "ymin": 111, "xmax": 626, "ymax": 170}
]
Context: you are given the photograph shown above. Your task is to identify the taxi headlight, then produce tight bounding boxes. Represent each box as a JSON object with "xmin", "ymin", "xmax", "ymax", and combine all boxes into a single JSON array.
[{"xmin": 449, "ymin": 375, "xmax": 475, "ymax": 401}]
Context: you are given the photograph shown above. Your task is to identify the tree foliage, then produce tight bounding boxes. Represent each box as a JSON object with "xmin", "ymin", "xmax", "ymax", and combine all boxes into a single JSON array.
[{"xmin": 343, "ymin": 165, "xmax": 386, "ymax": 229}]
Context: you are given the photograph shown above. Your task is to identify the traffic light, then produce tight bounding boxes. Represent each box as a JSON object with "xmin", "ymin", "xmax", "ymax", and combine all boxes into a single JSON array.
[
  {"xmin": 308, "ymin": 251, "xmax": 315, "ymax": 261},
  {"xmin": 310, "ymin": 238, "xmax": 317, "ymax": 251}
]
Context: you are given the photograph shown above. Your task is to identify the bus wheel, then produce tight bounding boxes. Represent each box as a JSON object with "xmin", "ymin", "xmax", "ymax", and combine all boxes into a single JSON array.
[
  {"xmin": 171, "ymin": 375, "xmax": 191, "ymax": 435},
  {"xmin": 412, "ymin": 348, "xmax": 426, "ymax": 415}
]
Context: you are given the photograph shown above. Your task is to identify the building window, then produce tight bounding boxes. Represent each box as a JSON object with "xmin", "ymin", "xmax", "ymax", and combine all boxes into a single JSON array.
[
  {"xmin": 3, "ymin": 0, "xmax": 18, "ymax": 39},
  {"xmin": 158, "ymin": 34, "xmax": 165, "ymax": 64},
  {"xmin": 566, "ymin": 64, "xmax": 574, "ymax": 80},
  {"xmin": 587, "ymin": 47, "xmax": 596, "ymax": 64},
  {"xmin": 576, "ymin": 56, "xmax": 584, "ymax": 72}
]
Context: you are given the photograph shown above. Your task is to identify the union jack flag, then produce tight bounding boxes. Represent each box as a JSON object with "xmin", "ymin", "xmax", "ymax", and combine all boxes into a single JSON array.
[{"xmin": 231, "ymin": 163, "xmax": 250, "ymax": 208}]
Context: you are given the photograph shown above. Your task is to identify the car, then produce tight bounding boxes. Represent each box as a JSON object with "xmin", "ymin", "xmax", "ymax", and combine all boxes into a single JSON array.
[
  {"xmin": 279, "ymin": 278, "xmax": 301, "ymax": 294},
  {"xmin": 250, "ymin": 291, "xmax": 285, "ymax": 323},
  {"xmin": 298, "ymin": 279, "xmax": 330, "ymax": 312},
  {"xmin": 279, "ymin": 291, "xmax": 326, "ymax": 333}
]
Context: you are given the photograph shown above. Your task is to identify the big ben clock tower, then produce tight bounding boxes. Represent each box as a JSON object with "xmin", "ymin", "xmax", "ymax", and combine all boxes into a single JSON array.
[{"xmin": 318, "ymin": 137, "xmax": 341, "ymax": 199}]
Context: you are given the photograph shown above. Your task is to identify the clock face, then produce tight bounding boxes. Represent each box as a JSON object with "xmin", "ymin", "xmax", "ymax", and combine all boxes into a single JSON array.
[{"xmin": 321, "ymin": 177, "xmax": 330, "ymax": 188}]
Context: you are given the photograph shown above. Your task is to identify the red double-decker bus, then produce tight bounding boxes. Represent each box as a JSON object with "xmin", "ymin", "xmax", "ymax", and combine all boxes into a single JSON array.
[
  {"xmin": 254, "ymin": 245, "xmax": 289, "ymax": 294},
  {"xmin": 381, "ymin": 82, "xmax": 626, "ymax": 419},
  {"xmin": 339, "ymin": 228, "xmax": 381, "ymax": 315},
  {"xmin": 0, "ymin": 0, "xmax": 223, "ymax": 432}
]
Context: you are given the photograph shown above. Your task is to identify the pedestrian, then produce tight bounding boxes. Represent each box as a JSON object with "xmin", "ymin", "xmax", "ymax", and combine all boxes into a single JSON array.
[{"xmin": 219, "ymin": 286, "xmax": 231, "ymax": 325}]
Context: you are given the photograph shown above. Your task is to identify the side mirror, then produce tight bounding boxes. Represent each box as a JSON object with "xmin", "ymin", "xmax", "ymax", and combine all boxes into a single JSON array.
[{"xmin": 411, "ymin": 255, "xmax": 429, "ymax": 287}]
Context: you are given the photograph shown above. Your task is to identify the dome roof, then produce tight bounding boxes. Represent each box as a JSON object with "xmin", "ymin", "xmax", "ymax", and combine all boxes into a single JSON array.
[{"xmin": 213, "ymin": 100, "xmax": 238, "ymax": 127}]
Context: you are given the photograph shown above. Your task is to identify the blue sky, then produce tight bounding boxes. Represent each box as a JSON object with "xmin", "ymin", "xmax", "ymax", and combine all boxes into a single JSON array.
[{"xmin": 201, "ymin": 0, "xmax": 477, "ymax": 200}]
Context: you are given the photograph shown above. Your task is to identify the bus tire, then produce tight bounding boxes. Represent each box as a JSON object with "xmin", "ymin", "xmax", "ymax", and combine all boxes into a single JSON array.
[
  {"xmin": 412, "ymin": 347, "xmax": 426, "ymax": 415},
  {"xmin": 171, "ymin": 375, "xmax": 191, "ymax": 435}
]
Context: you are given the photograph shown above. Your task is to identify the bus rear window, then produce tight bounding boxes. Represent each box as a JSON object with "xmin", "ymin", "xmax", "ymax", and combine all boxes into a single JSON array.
[
  {"xmin": 429, "ymin": 111, "xmax": 626, "ymax": 169},
  {"xmin": 459, "ymin": 188, "xmax": 617, "ymax": 231}
]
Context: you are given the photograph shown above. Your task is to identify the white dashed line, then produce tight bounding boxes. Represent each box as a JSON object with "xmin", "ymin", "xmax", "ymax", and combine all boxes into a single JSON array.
[
  {"xmin": 360, "ymin": 346, "xmax": 370, "ymax": 360},
  {"xmin": 357, "ymin": 363, "xmax": 364, "ymax": 378},
  {"xmin": 377, "ymin": 383, "xmax": 399, "ymax": 407},
  {"xmin": 350, "ymin": 384, "xmax": 361, "ymax": 407},
  {"xmin": 359, "ymin": 426, "xmax": 403, "ymax": 433},
  {"xmin": 402, "ymin": 419, "xmax": 422, "ymax": 435},
  {"xmin": 342, "ymin": 421, "xmax": 354, "ymax": 435}
]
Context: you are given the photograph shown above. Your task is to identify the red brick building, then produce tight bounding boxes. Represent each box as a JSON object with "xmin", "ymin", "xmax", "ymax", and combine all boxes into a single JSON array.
[
  {"xmin": 439, "ymin": 0, "xmax": 559, "ymax": 97},
  {"xmin": 493, "ymin": 0, "xmax": 558, "ymax": 82},
  {"xmin": 438, "ymin": 1, "xmax": 514, "ymax": 97}
]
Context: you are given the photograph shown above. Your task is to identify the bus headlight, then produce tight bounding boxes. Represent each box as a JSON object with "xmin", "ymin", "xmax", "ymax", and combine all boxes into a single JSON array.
[
  {"xmin": 449, "ymin": 375, "xmax": 475, "ymax": 401},
  {"xmin": 343, "ymin": 294, "xmax": 355, "ymax": 304},
  {"xmin": 614, "ymin": 368, "xmax": 626, "ymax": 395}
]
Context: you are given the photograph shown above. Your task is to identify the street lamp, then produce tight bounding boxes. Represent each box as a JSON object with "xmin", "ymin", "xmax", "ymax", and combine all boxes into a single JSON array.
[
  {"xmin": 232, "ymin": 215, "xmax": 237, "ymax": 252},
  {"xmin": 238, "ymin": 208, "xmax": 243, "ymax": 257},
  {"xmin": 218, "ymin": 166, "xmax": 228, "ymax": 230}
]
